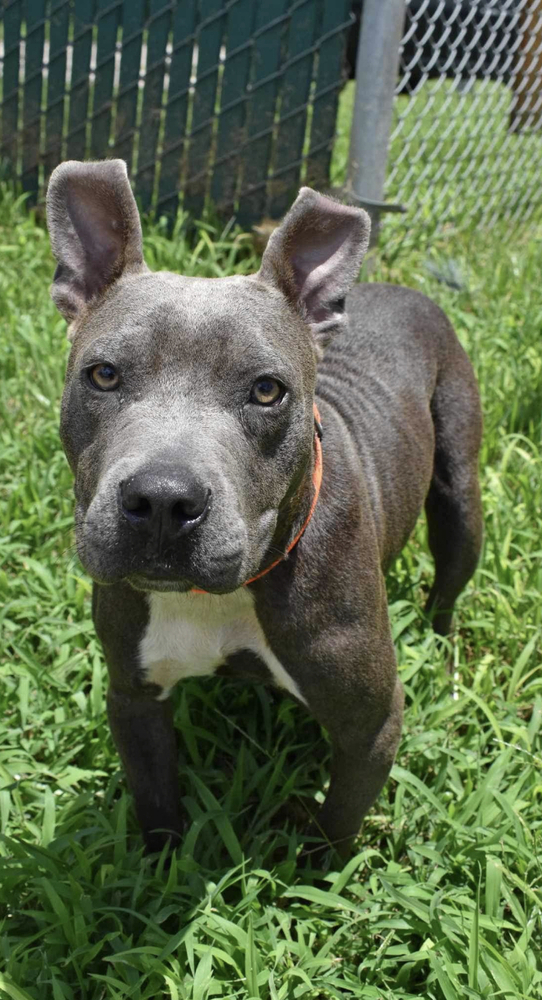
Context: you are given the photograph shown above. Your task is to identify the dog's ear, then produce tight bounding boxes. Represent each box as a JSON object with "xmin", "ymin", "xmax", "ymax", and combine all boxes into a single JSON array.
[
  {"xmin": 46, "ymin": 159, "xmax": 146, "ymax": 323},
  {"xmin": 257, "ymin": 187, "xmax": 370, "ymax": 351}
]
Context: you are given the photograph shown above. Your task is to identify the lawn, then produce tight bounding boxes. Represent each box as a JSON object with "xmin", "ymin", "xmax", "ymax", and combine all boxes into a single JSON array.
[{"xmin": 0, "ymin": 167, "xmax": 541, "ymax": 999}]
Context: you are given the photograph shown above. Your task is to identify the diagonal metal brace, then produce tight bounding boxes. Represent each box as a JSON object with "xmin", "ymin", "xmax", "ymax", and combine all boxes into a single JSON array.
[{"xmin": 332, "ymin": 187, "xmax": 407, "ymax": 215}]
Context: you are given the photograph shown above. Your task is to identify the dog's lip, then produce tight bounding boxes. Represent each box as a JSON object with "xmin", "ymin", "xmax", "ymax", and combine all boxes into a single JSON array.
[
  {"xmin": 127, "ymin": 567, "xmax": 242, "ymax": 595},
  {"xmin": 128, "ymin": 576, "xmax": 240, "ymax": 595},
  {"xmin": 129, "ymin": 575, "xmax": 192, "ymax": 593},
  {"xmin": 128, "ymin": 566, "xmax": 192, "ymax": 591}
]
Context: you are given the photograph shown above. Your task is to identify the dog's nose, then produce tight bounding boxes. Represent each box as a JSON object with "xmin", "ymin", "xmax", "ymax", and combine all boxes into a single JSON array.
[{"xmin": 120, "ymin": 468, "xmax": 210, "ymax": 537}]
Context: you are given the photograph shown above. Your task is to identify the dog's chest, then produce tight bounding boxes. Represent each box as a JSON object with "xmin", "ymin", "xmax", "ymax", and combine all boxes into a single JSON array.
[{"xmin": 139, "ymin": 588, "xmax": 305, "ymax": 703}]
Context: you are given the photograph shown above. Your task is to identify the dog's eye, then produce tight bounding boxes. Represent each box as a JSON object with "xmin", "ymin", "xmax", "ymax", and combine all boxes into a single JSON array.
[
  {"xmin": 250, "ymin": 377, "xmax": 283, "ymax": 406},
  {"xmin": 88, "ymin": 363, "xmax": 120, "ymax": 391}
]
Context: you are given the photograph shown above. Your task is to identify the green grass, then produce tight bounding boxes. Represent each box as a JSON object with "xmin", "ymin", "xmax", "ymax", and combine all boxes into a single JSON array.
[{"xmin": 0, "ymin": 182, "xmax": 541, "ymax": 1000}]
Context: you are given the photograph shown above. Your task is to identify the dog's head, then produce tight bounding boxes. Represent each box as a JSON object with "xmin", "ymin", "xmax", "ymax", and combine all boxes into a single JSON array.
[{"xmin": 47, "ymin": 160, "xmax": 370, "ymax": 592}]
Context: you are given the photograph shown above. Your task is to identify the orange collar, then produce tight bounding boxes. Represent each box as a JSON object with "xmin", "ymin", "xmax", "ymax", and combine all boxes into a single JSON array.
[{"xmin": 192, "ymin": 404, "xmax": 323, "ymax": 593}]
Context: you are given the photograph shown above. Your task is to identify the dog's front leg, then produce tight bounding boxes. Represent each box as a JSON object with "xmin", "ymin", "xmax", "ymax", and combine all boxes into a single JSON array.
[
  {"xmin": 107, "ymin": 687, "xmax": 183, "ymax": 851},
  {"xmin": 93, "ymin": 583, "xmax": 184, "ymax": 852},
  {"xmin": 107, "ymin": 687, "xmax": 184, "ymax": 853}
]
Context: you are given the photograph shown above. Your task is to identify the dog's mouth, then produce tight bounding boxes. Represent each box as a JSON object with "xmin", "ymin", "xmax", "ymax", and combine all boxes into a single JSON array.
[
  {"xmin": 124, "ymin": 554, "xmax": 248, "ymax": 595},
  {"xmin": 128, "ymin": 573, "xmax": 245, "ymax": 595},
  {"xmin": 75, "ymin": 492, "xmax": 276, "ymax": 593},
  {"xmin": 128, "ymin": 572, "xmax": 193, "ymax": 593}
]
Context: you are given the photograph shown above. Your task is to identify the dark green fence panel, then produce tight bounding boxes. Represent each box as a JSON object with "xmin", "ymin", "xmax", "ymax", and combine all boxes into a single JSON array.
[
  {"xmin": 136, "ymin": 0, "xmax": 171, "ymax": 212},
  {"xmin": 67, "ymin": 0, "xmax": 95, "ymax": 160},
  {"xmin": 237, "ymin": 0, "xmax": 290, "ymax": 227},
  {"xmin": 0, "ymin": 0, "xmax": 351, "ymax": 226},
  {"xmin": 306, "ymin": 0, "xmax": 352, "ymax": 190},
  {"xmin": 113, "ymin": 0, "xmax": 145, "ymax": 171},
  {"xmin": 44, "ymin": 0, "xmax": 70, "ymax": 181},
  {"xmin": 156, "ymin": 0, "xmax": 198, "ymax": 218},
  {"xmin": 22, "ymin": 0, "xmax": 46, "ymax": 197},
  {"xmin": 210, "ymin": 0, "xmax": 254, "ymax": 210},
  {"xmin": 183, "ymin": 0, "xmax": 225, "ymax": 219},
  {"xmin": 268, "ymin": 0, "xmax": 320, "ymax": 219},
  {"xmin": 90, "ymin": 0, "xmax": 120, "ymax": 159},
  {"xmin": 1, "ymin": 0, "xmax": 23, "ymax": 173}
]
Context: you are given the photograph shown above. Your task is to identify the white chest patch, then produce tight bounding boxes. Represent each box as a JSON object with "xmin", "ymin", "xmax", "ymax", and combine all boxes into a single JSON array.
[{"xmin": 139, "ymin": 588, "xmax": 306, "ymax": 704}]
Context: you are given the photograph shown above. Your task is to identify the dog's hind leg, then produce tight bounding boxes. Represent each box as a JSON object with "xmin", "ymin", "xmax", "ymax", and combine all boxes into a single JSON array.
[{"xmin": 425, "ymin": 351, "xmax": 483, "ymax": 635}]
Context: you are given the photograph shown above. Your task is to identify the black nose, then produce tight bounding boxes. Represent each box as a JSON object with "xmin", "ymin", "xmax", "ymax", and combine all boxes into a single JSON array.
[{"xmin": 120, "ymin": 467, "xmax": 210, "ymax": 538}]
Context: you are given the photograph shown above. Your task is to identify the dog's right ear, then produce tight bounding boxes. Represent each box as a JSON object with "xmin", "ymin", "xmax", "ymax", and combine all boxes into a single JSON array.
[{"xmin": 46, "ymin": 159, "xmax": 146, "ymax": 324}]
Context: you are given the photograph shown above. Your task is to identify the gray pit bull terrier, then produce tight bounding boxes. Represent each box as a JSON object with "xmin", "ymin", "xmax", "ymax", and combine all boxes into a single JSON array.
[{"xmin": 46, "ymin": 159, "xmax": 482, "ymax": 858}]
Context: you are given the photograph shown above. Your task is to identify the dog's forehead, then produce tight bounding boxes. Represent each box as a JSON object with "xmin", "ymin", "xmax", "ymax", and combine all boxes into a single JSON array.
[{"xmin": 78, "ymin": 270, "xmax": 288, "ymax": 351}]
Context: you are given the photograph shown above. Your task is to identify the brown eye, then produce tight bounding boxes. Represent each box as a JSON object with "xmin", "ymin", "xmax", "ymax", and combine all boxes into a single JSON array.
[
  {"xmin": 250, "ymin": 377, "xmax": 283, "ymax": 406},
  {"xmin": 88, "ymin": 363, "xmax": 120, "ymax": 391}
]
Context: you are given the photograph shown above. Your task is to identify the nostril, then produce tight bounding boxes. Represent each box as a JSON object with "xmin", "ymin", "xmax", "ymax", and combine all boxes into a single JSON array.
[
  {"xmin": 120, "ymin": 481, "xmax": 153, "ymax": 520},
  {"xmin": 171, "ymin": 501, "xmax": 190, "ymax": 525},
  {"xmin": 124, "ymin": 496, "xmax": 152, "ymax": 519},
  {"xmin": 170, "ymin": 491, "xmax": 209, "ymax": 525}
]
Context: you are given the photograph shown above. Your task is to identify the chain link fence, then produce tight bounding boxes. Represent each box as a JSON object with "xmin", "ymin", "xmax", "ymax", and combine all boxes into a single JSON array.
[
  {"xmin": 347, "ymin": 0, "xmax": 542, "ymax": 245},
  {"xmin": 2, "ymin": 0, "xmax": 542, "ymax": 245}
]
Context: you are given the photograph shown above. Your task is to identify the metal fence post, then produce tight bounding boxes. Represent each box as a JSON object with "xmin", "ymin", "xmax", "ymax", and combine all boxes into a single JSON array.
[{"xmin": 347, "ymin": 0, "xmax": 406, "ymax": 245}]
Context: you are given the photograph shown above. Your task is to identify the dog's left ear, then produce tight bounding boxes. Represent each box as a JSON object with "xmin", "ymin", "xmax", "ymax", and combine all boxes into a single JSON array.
[
  {"xmin": 257, "ymin": 187, "xmax": 370, "ymax": 351},
  {"xmin": 46, "ymin": 159, "xmax": 146, "ymax": 324}
]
